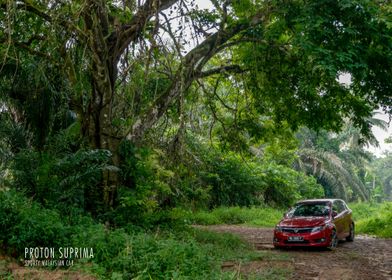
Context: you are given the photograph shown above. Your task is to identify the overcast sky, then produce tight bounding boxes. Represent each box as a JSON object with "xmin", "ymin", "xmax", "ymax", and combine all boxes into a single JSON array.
[
  {"xmin": 338, "ymin": 74, "xmax": 392, "ymax": 157},
  {"xmin": 366, "ymin": 113, "xmax": 392, "ymax": 157}
]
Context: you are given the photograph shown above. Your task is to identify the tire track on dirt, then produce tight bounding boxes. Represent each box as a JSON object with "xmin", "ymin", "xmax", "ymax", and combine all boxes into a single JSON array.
[{"xmin": 201, "ymin": 225, "xmax": 392, "ymax": 280}]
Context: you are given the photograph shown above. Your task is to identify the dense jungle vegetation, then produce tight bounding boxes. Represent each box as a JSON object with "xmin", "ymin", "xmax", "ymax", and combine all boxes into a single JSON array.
[{"xmin": 1, "ymin": 0, "xmax": 392, "ymax": 278}]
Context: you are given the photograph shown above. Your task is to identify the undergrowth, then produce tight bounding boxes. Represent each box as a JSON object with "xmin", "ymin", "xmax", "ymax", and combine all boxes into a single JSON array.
[
  {"xmin": 190, "ymin": 206, "xmax": 284, "ymax": 227},
  {"xmin": 0, "ymin": 190, "xmax": 290, "ymax": 279},
  {"xmin": 350, "ymin": 202, "xmax": 392, "ymax": 238}
]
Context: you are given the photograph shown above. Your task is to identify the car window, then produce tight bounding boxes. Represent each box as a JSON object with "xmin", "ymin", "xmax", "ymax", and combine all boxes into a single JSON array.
[
  {"xmin": 341, "ymin": 201, "xmax": 348, "ymax": 211},
  {"xmin": 288, "ymin": 203, "xmax": 330, "ymax": 217},
  {"xmin": 333, "ymin": 201, "xmax": 345, "ymax": 213},
  {"xmin": 332, "ymin": 202, "xmax": 340, "ymax": 213},
  {"xmin": 339, "ymin": 201, "xmax": 347, "ymax": 212}
]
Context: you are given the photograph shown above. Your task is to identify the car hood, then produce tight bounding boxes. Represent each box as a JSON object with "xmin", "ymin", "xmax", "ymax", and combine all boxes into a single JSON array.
[{"xmin": 279, "ymin": 216, "xmax": 328, "ymax": 227}]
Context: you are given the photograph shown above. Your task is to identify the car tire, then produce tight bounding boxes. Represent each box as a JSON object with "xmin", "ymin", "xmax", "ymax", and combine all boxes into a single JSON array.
[
  {"xmin": 328, "ymin": 229, "xmax": 338, "ymax": 250},
  {"xmin": 346, "ymin": 223, "xmax": 355, "ymax": 242}
]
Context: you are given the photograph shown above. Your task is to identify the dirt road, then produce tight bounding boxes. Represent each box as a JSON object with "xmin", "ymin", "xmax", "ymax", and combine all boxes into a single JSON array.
[{"xmin": 204, "ymin": 225, "xmax": 392, "ymax": 280}]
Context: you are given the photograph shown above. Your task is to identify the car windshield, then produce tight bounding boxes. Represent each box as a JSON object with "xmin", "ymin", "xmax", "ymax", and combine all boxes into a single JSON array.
[{"xmin": 287, "ymin": 203, "xmax": 330, "ymax": 217}]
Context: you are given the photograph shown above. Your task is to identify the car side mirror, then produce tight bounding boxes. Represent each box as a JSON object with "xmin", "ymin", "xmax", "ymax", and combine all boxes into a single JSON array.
[{"xmin": 332, "ymin": 211, "xmax": 338, "ymax": 218}]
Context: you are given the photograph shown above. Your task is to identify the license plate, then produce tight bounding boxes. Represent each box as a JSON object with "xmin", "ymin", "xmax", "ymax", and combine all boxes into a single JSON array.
[{"xmin": 288, "ymin": 236, "xmax": 304, "ymax": 241}]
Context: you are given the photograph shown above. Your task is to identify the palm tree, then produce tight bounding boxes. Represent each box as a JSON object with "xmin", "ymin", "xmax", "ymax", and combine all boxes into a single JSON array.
[
  {"xmin": 295, "ymin": 147, "xmax": 368, "ymax": 201},
  {"xmin": 295, "ymin": 127, "xmax": 373, "ymax": 201}
]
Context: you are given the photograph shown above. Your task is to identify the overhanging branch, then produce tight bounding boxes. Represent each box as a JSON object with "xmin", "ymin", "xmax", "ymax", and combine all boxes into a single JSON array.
[
  {"xmin": 197, "ymin": 65, "xmax": 246, "ymax": 78},
  {"xmin": 126, "ymin": 8, "xmax": 272, "ymax": 142},
  {"xmin": 111, "ymin": 0, "xmax": 179, "ymax": 63}
]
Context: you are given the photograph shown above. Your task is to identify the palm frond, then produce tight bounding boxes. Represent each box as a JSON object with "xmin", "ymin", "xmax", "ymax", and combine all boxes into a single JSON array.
[{"xmin": 296, "ymin": 149, "xmax": 369, "ymax": 201}]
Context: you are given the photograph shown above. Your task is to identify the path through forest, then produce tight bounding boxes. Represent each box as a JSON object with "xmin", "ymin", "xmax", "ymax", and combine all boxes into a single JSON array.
[{"xmin": 204, "ymin": 225, "xmax": 392, "ymax": 280}]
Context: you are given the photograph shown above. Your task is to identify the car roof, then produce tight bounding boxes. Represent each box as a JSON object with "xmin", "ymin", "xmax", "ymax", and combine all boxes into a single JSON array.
[{"xmin": 295, "ymin": 198, "xmax": 343, "ymax": 204}]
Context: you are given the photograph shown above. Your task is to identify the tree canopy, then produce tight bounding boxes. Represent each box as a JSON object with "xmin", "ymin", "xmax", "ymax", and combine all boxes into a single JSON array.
[{"xmin": 1, "ymin": 0, "xmax": 392, "ymax": 209}]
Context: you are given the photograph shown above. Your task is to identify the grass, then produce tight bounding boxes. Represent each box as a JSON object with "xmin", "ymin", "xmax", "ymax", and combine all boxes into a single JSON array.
[
  {"xmin": 191, "ymin": 203, "xmax": 392, "ymax": 238},
  {"xmin": 0, "ymin": 190, "xmax": 292, "ymax": 279},
  {"xmin": 0, "ymin": 259, "xmax": 13, "ymax": 280},
  {"xmin": 190, "ymin": 206, "xmax": 284, "ymax": 227},
  {"xmin": 349, "ymin": 202, "xmax": 392, "ymax": 238}
]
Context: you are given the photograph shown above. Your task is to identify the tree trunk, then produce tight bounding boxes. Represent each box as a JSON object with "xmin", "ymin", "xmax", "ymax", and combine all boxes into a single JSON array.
[
  {"xmin": 80, "ymin": 71, "xmax": 121, "ymax": 209},
  {"xmin": 78, "ymin": 0, "xmax": 269, "ymax": 210},
  {"xmin": 79, "ymin": 0, "xmax": 125, "ymax": 210}
]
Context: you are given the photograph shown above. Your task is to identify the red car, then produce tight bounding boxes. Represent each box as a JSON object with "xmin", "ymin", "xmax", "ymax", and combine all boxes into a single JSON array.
[{"xmin": 273, "ymin": 199, "xmax": 354, "ymax": 249}]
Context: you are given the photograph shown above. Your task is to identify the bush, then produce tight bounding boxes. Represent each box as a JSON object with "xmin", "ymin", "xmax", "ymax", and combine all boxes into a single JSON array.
[
  {"xmin": 8, "ymin": 148, "xmax": 111, "ymax": 215},
  {"xmin": 191, "ymin": 206, "xmax": 283, "ymax": 227},
  {"xmin": 0, "ymin": 190, "xmax": 270, "ymax": 279},
  {"xmin": 0, "ymin": 190, "xmax": 70, "ymax": 254},
  {"xmin": 261, "ymin": 162, "xmax": 324, "ymax": 207},
  {"xmin": 191, "ymin": 228, "xmax": 253, "ymax": 259},
  {"xmin": 107, "ymin": 234, "xmax": 219, "ymax": 280},
  {"xmin": 71, "ymin": 221, "xmax": 261, "ymax": 279},
  {"xmin": 349, "ymin": 202, "xmax": 380, "ymax": 221},
  {"xmin": 113, "ymin": 144, "xmax": 178, "ymax": 228},
  {"xmin": 352, "ymin": 202, "xmax": 392, "ymax": 238},
  {"xmin": 200, "ymin": 153, "xmax": 267, "ymax": 207},
  {"xmin": 198, "ymin": 150, "xmax": 324, "ymax": 208}
]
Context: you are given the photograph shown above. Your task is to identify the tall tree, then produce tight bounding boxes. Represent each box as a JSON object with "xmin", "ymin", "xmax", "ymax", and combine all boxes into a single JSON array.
[
  {"xmin": 294, "ymin": 118, "xmax": 388, "ymax": 202},
  {"xmin": 1, "ymin": 0, "xmax": 392, "ymax": 207}
]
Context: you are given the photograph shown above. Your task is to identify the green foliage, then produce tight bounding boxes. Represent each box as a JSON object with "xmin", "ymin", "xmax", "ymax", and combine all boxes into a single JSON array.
[
  {"xmin": 369, "ymin": 152, "xmax": 392, "ymax": 201},
  {"xmin": 191, "ymin": 206, "xmax": 283, "ymax": 227},
  {"xmin": 114, "ymin": 139, "xmax": 320, "ymax": 227},
  {"xmin": 72, "ymin": 223, "xmax": 281, "ymax": 279},
  {"xmin": 295, "ymin": 127, "xmax": 374, "ymax": 202},
  {"xmin": 236, "ymin": 0, "xmax": 392, "ymax": 137},
  {"xmin": 105, "ymin": 234, "xmax": 217, "ymax": 279},
  {"xmin": 8, "ymin": 148, "xmax": 111, "ymax": 215},
  {"xmin": 262, "ymin": 162, "xmax": 324, "ymax": 206},
  {"xmin": 1, "ymin": 189, "xmax": 279, "ymax": 279},
  {"xmin": 349, "ymin": 202, "xmax": 380, "ymax": 221},
  {"xmin": 113, "ymin": 143, "xmax": 176, "ymax": 227},
  {"xmin": 350, "ymin": 202, "xmax": 392, "ymax": 238},
  {"xmin": 0, "ymin": 55, "xmax": 71, "ymax": 150},
  {"xmin": 193, "ymin": 143, "xmax": 324, "ymax": 208},
  {"xmin": 0, "ymin": 190, "xmax": 70, "ymax": 254},
  {"xmin": 200, "ymin": 152, "xmax": 267, "ymax": 207},
  {"xmin": 71, "ymin": 223, "xmax": 129, "ymax": 267}
]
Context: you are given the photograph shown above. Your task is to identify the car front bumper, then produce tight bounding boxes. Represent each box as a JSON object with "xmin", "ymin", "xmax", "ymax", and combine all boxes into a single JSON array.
[{"xmin": 273, "ymin": 229, "xmax": 332, "ymax": 247}]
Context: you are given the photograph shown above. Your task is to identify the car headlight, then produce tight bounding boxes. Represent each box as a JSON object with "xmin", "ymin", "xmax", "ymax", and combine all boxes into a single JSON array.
[
  {"xmin": 311, "ymin": 225, "xmax": 325, "ymax": 232},
  {"xmin": 275, "ymin": 226, "xmax": 283, "ymax": 232}
]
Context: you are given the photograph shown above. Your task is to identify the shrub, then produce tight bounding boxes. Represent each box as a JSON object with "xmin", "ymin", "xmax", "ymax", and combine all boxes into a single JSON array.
[
  {"xmin": 71, "ymin": 221, "xmax": 258, "ymax": 279},
  {"xmin": 0, "ymin": 190, "xmax": 70, "ymax": 254},
  {"xmin": 195, "ymin": 148, "xmax": 324, "ymax": 208},
  {"xmin": 200, "ymin": 153, "xmax": 267, "ymax": 207},
  {"xmin": 0, "ymin": 190, "xmax": 292, "ymax": 279},
  {"xmin": 352, "ymin": 202, "xmax": 392, "ymax": 238},
  {"xmin": 107, "ymin": 234, "xmax": 218, "ymax": 280},
  {"xmin": 191, "ymin": 206, "xmax": 283, "ymax": 227},
  {"xmin": 8, "ymin": 148, "xmax": 111, "ymax": 215},
  {"xmin": 261, "ymin": 162, "xmax": 324, "ymax": 207},
  {"xmin": 349, "ymin": 202, "xmax": 380, "ymax": 221}
]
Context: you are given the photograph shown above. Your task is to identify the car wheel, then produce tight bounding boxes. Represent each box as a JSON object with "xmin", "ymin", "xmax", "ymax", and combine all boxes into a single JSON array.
[
  {"xmin": 346, "ymin": 223, "xmax": 355, "ymax": 242},
  {"xmin": 328, "ymin": 230, "xmax": 338, "ymax": 250}
]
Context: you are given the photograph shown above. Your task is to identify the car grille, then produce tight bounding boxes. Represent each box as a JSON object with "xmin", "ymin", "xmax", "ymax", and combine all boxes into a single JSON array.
[
  {"xmin": 284, "ymin": 240, "xmax": 309, "ymax": 244},
  {"xmin": 281, "ymin": 227, "xmax": 313, "ymax": 233}
]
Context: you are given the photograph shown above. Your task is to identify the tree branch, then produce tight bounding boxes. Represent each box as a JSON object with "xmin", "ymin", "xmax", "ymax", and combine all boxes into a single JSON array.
[
  {"xmin": 13, "ymin": 41, "xmax": 54, "ymax": 61},
  {"xmin": 110, "ymin": 0, "xmax": 179, "ymax": 63},
  {"xmin": 127, "ymin": 8, "xmax": 272, "ymax": 142},
  {"xmin": 17, "ymin": 1, "xmax": 52, "ymax": 22},
  {"xmin": 197, "ymin": 65, "xmax": 246, "ymax": 78}
]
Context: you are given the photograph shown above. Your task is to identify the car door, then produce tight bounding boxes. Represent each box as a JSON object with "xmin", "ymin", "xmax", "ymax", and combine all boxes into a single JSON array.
[
  {"xmin": 332, "ymin": 201, "xmax": 345, "ymax": 239},
  {"xmin": 340, "ymin": 200, "xmax": 352, "ymax": 236}
]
